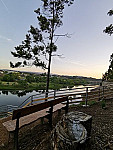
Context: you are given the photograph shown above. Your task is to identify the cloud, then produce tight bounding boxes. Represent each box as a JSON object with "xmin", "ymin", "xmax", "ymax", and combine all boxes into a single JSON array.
[
  {"xmin": 67, "ymin": 60, "xmax": 86, "ymax": 67},
  {"xmin": 0, "ymin": 35, "xmax": 13, "ymax": 42},
  {"xmin": 54, "ymin": 57, "xmax": 86, "ymax": 67}
]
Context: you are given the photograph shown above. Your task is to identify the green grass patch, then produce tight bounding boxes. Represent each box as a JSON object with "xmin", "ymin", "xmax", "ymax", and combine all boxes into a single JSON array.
[
  {"xmin": 101, "ymin": 100, "xmax": 106, "ymax": 109},
  {"xmin": 80, "ymin": 100, "xmax": 97, "ymax": 106}
]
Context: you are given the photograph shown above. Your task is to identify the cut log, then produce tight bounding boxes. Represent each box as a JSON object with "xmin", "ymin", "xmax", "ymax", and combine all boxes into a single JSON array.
[{"xmin": 51, "ymin": 111, "xmax": 92, "ymax": 150}]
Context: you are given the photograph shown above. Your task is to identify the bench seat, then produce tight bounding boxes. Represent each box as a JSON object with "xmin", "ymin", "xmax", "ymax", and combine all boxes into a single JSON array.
[
  {"xmin": 3, "ymin": 108, "xmax": 49, "ymax": 132},
  {"xmin": 3, "ymin": 103, "xmax": 65, "ymax": 132}
]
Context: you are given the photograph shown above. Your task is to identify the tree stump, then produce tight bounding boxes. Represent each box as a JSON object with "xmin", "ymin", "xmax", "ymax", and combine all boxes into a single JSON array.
[{"xmin": 51, "ymin": 111, "xmax": 92, "ymax": 150}]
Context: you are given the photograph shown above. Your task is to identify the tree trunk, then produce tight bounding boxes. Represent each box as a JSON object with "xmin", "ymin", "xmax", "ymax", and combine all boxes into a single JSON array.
[
  {"xmin": 45, "ymin": 51, "xmax": 52, "ymax": 98},
  {"xmin": 45, "ymin": 2, "xmax": 55, "ymax": 99}
]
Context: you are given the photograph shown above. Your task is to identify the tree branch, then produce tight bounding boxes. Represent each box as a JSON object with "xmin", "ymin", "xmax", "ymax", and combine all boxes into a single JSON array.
[
  {"xmin": 54, "ymin": 33, "xmax": 73, "ymax": 38},
  {"xmin": 52, "ymin": 54, "xmax": 64, "ymax": 58}
]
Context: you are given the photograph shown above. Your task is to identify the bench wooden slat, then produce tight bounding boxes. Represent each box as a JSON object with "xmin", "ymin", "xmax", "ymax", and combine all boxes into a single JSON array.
[
  {"xmin": 53, "ymin": 103, "xmax": 65, "ymax": 112},
  {"xmin": 3, "ymin": 96, "xmax": 68, "ymax": 150},
  {"xmin": 12, "ymin": 96, "xmax": 68, "ymax": 120},
  {"xmin": 3, "ymin": 103, "xmax": 65, "ymax": 132},
  {"xmin": 3, "ymin": 108, "xmax": 49, "ymax": 132}
]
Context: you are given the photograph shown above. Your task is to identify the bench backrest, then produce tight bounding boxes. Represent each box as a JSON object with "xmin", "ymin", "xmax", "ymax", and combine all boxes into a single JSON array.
[{"xmin": 12, "ymin": 96, "xmax": 68, "ymax": 120}]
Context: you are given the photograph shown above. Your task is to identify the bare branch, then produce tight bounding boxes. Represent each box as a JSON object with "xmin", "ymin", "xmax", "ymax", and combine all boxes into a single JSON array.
[
  {"xmin": 54, "ymin": 32, "xmax": 75, "ymax": 38},
  {"xmin": 54, "ymin": 33, "xmax": 72, "ymax": 38},
  {"xmin": 52, "ymin": 54, "xmax": 65, "ymax": 58}
]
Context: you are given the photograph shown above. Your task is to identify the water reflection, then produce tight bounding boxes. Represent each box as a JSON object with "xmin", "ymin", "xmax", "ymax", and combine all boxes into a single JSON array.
[
  {"xmin": 2, "ymin": 91, "xmax": 8, "ymax": 95},
  {"xmin": 1, "ymin": 90, "xmax": 45, "ymax": 97}
]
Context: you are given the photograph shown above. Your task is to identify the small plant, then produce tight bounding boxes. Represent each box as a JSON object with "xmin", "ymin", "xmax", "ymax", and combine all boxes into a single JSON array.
[
  {"xmin": 80, "ymin": 101, "xmax": 85, "ymax": 106},
  {"xmin": 89, "ymin": 101, "xmax": 96, "ymax": 105},
  {"xmin": 80, "ymin": 100, "xmax": 96, "ymax": 106},
  {"xmin": 101, "ymin": 100, "xmax": 106, "ymax": 109},
  {"xmin": 70, "ymin": 104, "xmax": 76, "ymax": 107}
]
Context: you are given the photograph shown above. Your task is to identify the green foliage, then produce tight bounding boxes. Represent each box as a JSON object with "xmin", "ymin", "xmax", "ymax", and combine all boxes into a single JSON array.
[
  {"xmin": 102, "ymin": 54, "xmax": 113, "ymax": 81},
  {"xmin": 10, "ymin": 0, "xmax": 74, "ymax": 96},
  {"xmin": 101, "ymin": 100, "xmax": 106, "ymax": 109},
  {"xmin": 0, "ymin": 70, "xmax": 98, "ymax": 90},
  {"xmin": 10, "ymin": 0, "xmax": 74, "ymax": 69},
  {"xmin": 80, "ymin": 100, "xmax": 96, "ymax": 106},
  {"xmin": 103, "ymin": 9, "xmax": 113, "ymax": 80},
  {"xmin": 17, "ymin": 80, "xmax": 28, "ymax": 88},
  {"xmin": 1, "ymin": 73, "xmax": 18, "ymax": 82}
]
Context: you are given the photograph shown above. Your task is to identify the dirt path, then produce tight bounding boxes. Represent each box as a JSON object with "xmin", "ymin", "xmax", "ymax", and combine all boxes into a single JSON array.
[{"xmin": 1, "ymin": 99, "xmax": 113, "ymax": 150}]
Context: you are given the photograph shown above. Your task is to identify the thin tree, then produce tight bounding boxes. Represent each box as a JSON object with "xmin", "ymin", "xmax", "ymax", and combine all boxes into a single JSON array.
[{"xmin": 10, "ymin": 0, "xmax": 74, "ymax": 97}]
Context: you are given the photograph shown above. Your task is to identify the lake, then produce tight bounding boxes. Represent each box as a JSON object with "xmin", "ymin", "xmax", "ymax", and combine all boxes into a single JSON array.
[{"xmin": 0, "ymin": 90, "xmax": 40, "ymax": 106}]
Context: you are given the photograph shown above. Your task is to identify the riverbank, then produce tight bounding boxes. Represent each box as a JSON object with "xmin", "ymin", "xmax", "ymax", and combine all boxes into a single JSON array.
[
  {"xmin": 0, "ymin": 99, "xmax": 113, "ymax": 150},
  {"xmin": 0, "ymin": 81, "xmax": 78, "ymax": 91}
]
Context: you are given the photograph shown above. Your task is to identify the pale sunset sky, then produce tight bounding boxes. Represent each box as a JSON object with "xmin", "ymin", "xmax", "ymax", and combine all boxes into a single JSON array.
[{"xmin": 0, "ymin": 0, "xmax": 113, "ymax": 79}]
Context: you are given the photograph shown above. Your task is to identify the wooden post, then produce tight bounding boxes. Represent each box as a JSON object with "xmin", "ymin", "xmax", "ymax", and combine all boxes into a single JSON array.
[
  {"xmin": 103, "ymin": 86, "xmax": 104, "ymax": 100},
  {"xmin": 65, "ymin": 97, "xmax": 69, "ymax": 114},
  {"xmin": 45, "ymin": 91, "xmax": 48, "ymax": 101},
  {"xmin": 99, "ymin": 87, "xmax": 100, "ymax": 101},
  {"xmin": 14, "ymin": 113, "xmax": 20, "ymax": 150},
  {"xmin": 85, "ymin": 87, "xmax": 88, "ymax": 106},
  {"xmin": 54, "ymin": 90, "xmax": 56, "ymax": 100},
  {"xmin": 31, "ymin": 95, "xmax": 33, "ymax": 105},
  {"xmin": 41, "ymin": 118, "xmax": 44, "ymax": 125}
]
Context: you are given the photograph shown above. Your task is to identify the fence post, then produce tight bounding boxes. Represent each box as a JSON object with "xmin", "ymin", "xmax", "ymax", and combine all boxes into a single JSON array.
[
  {"xmin": 65, "ymin": 96, "xmax": 69, "ymax": 113},
  {"xmin": 99, "ymin": 87, "xmax": 100, "ymax": 101},
  {"xmin": 85, "ymin": 87, "xmax": 88, "ymax": 106},
  {"xmin": 31, "ymin": 96, "xmax": 33, "ymax": 105},
  {"xmin": 54, "ymin": 90, "xmax": 56, "ymax": 100},
  {"xmin": 45, "ymin": 91, "xmax": 48, "ymax": 101},
  {"xmin": 103, "ymin": 86, "xmax": 104, "ymax": 100}
]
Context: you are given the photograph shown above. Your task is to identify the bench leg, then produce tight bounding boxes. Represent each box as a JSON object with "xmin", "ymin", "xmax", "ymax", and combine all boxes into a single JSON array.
[
  {"xmin": 58, "ymin": 109, "xmax": 61, "ymax": 116},
  {"xmin": 41, "ymin": 117, "xmax": 44, "ymax": 125},
  {"xmin": 8, "ymin": 131, "xmax": 14, "ymax": 144},
  {"xmin": 49, "ymin": 112, "xmax": 53, "ymax": 129},
  {"xmin": 14, "ymin": 117, "xmax": 19, "ymax": 150},
  {"xmin": 46, "ymin": 105, "xmax": 53, "ymax": 129},
  {"xmin": 64, "ymin": 97, "xmax": 69, "ymax": 114}
]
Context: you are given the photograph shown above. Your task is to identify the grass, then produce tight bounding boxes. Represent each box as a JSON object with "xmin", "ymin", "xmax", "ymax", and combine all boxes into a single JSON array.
[
  {"xmin": 80, "ymin": 100, "xmax": 97, "ymax": 106},
  {"xmin": 101, "ymin": 100, "xmax": 106, "ymax": 109},
  {"xmin": 0, "ymin": 81, "xmax": 67, "ymax": 91},
  {"xmin": 0, "ymin": 81, "xmax": 86, "ymax": 91}
]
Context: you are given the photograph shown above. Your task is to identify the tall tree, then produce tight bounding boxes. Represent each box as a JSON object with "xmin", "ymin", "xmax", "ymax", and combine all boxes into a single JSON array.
[
  {"xmin": 103, "ymin": 9, "xmax": 113, "ymax": 81},
  {"xmin": 10, "ymin": 0, "xmax": 74, "ymax": 97}
]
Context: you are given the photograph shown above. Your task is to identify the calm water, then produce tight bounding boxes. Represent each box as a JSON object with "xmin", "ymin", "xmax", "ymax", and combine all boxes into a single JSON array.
[{"xmin": 0, "ymin": 90, "xmax": 40, "ymax": 106}]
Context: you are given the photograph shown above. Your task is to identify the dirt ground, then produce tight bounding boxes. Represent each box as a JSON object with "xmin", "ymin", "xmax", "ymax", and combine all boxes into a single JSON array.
[{"xmin": 1, "ymin": 99, "xmax": 113, "ymax": 150}]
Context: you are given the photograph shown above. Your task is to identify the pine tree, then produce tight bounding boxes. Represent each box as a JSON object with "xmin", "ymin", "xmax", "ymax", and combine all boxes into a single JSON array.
[{"xmin": 10, "ymin": 0, "xmax": 74, "ymax": 97}]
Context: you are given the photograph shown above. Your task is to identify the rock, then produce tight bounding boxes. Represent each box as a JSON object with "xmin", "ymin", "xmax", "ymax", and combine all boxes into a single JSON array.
[{"xmin": 51, "ymin": 111, "xmax": 92, "ymax": 150}]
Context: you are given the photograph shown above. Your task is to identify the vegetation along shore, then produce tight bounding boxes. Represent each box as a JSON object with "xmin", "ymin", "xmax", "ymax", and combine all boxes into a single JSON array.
[{"xmin": 0, "ymin": 70, "xmax": 101, "ymax": 91}]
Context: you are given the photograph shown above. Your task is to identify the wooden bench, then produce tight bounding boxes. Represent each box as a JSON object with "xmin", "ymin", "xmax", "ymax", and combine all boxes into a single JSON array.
[{"xmin": 3, "ymin": 96, "xmax": 69, "ymax": 150}]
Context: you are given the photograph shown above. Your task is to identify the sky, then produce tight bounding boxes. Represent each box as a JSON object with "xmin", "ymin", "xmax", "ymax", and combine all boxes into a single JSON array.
[{"xmin": 0, "ymin": 0, "xmax": 113, "ymax": 79}]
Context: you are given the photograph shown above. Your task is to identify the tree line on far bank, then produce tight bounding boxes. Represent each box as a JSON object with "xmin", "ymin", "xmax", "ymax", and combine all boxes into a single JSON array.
[{"xmin": 0, "ymin": 71, "xmax": 88, "ymax": 90}]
